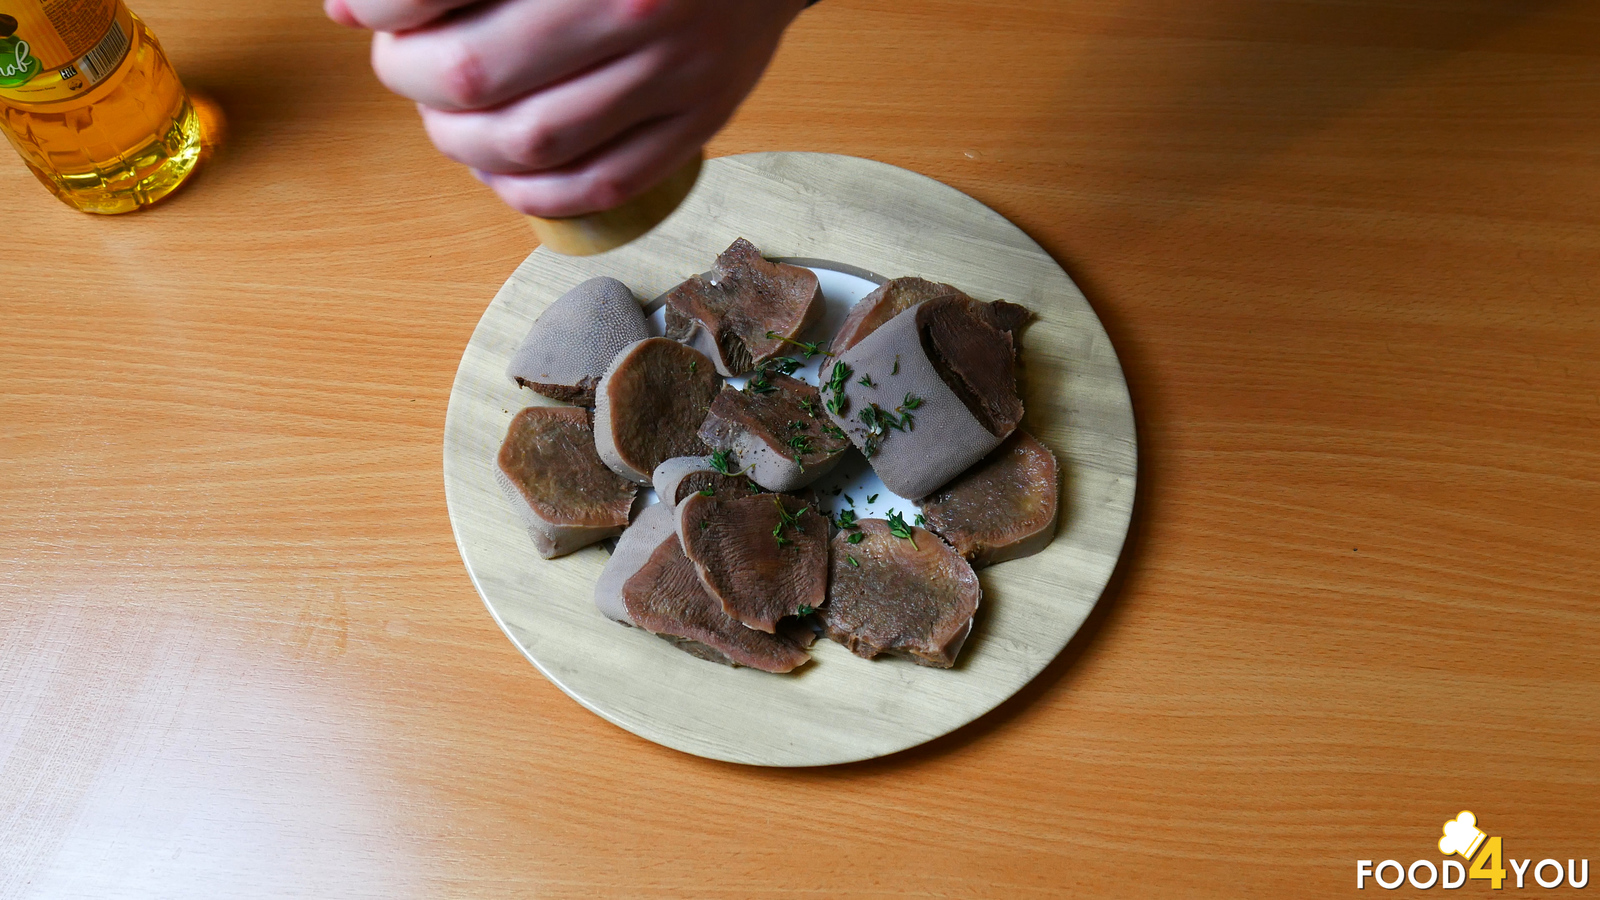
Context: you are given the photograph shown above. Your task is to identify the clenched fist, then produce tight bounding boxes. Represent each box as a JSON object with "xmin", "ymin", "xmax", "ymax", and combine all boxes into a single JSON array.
[{"xmin": 327, "ymin": 0, "xmax": 809, "ymax": 216}]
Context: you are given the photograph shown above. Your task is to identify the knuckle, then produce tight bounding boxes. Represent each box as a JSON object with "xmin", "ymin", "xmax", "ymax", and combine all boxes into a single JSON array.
[
  {"xmin": 584, "ymin": 172, "xmax": 635, "ymax": 211},
  {"xmin": 436, "ymin": 39, "xmax": 492, "ymax": 108},
  {"xmin": 502, "ymin": 114, "xmax": 564, "ymax": 169},
  {"xmin": 614, "ymin": 0, "xmax": 672, "ymax": 27}
]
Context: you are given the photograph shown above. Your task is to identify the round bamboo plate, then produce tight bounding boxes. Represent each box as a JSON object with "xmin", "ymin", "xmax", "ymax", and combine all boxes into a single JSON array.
[{"xmin": 443, "ymin": 152, "xmax": 1137, "ymax": 767}]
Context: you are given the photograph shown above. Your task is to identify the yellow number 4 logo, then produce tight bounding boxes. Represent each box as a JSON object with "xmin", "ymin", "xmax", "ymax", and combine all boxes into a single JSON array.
[{"xmin": 1470, "ymin": 836, "xmax": 1507, "ymax": 890}]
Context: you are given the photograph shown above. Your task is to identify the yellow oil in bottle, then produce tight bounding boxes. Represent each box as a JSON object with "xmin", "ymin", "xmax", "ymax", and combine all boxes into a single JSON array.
[{"xmin": 0, "ymin": 2, "xmax": 204, "ymax": 214}]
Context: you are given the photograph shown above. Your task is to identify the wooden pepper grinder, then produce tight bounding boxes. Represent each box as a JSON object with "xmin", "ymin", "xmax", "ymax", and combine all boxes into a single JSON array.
[{"xmin": 526, "ymin": 153, "xmax": 703, "ymax": 256}]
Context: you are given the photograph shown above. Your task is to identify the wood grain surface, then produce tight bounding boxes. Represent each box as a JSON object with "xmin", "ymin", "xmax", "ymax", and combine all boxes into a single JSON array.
[
  {"xmin": 444, "ymin": 152, "xmax": 1135, "ymax": 766},
  {"xmin": 2, "ymin": 0, "xmax": 1597, "ymax": 896}
]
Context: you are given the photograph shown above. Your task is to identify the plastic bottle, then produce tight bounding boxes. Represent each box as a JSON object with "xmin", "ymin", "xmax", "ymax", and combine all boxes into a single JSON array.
[{"xmin": 0, "ymin": 1, "xmax": 203, "ymax": 214}]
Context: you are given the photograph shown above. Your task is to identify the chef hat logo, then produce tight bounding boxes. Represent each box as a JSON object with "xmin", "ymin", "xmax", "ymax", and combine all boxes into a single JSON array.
[{"xmin": 1439, "ymin": 811, "xmax": 1486, "ymax": 858}]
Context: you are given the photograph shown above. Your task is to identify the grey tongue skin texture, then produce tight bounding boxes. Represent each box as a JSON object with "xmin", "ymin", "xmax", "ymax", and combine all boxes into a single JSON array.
[
  {"xmin": 822, "ymin": 297, "xmax": 1022, "ymax": 500},
  {"xmin": 920, "ymin": 429, "xmax": 1060, "ymax": 567},
  {"xmin": 592, "ymin": 337, "xmax": 724, "ymax": 484},
  {"xmin": 662, "ymin": 237, "xmax": 824, "ymax": 377},
  {"xmin": 496, "ymin": 406, "xmax": 638, "ymax": 559},
  {"xmin": 676, "ymin": 492, "xmax": 828, "ymax": 634},
  {"xmin": 592, "ymin": 501, "xmax": 678, "ymax": 625},
  {"xmin": 832, "ymin": 276, "xmax": 1034, "ymax": 356},
  {"xmin": 505, "ymin": 276, "xmax": 650, "ymax": 405},
  {"xmin": 698, "ymin": 375, "xmax": 851, "ymax": 492},
  {"xmin": 822, "ymin": 519, "xmax": 981, "ymax": 668},
  {"xmin": 621, "ymin": 528, "xmax": 812, "ymax": 673}
]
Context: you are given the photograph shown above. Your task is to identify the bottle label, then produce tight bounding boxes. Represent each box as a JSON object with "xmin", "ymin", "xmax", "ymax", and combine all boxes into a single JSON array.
[{"xmin": 0, "ymin": 1, "xmax": 133, "ymax": 104}]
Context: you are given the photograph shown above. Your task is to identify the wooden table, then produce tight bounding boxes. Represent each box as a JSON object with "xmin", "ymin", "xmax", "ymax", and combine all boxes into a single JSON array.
[{"xmin": 3, "ymin": 1, "xmax": 1596, "ymax": 895}]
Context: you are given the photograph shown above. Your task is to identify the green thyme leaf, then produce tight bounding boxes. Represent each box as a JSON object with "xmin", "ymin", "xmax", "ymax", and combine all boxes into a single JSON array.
[
  {"xmin": 887, "ymin": 509, "xmax": 918, "ymax": 549},
  {"xmin": 708, "ymin": 449, "xmax": 738, "ymax": 475},
  {"xmin": 764, "ymin": 331, "xmax": 833, "ymax": 359}
]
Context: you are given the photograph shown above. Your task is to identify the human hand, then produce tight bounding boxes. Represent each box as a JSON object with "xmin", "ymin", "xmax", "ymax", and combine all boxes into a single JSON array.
[{"xmin": 326, "ymin": 0, "xmax": 809, "ymax": 217}]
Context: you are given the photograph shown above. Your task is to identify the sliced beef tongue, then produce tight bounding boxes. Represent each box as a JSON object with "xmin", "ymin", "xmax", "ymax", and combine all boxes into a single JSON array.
[
  {"xmin": 592, "ymin": 337, "xmax": 723, "ymax": 484},
  {"xmin": 663, "ymin": 237, "xmax": 824, "ymax": 377},
  {"xmin": 976, "ymin": 298, "xmax": 1035, "ymax": 354},
  {"xmin": 822, "ymin": 518, "xmax": 981, "ymax": 668},
  {"xmin": 917, "ymin": 296, "xmax": 1025, "ymax": 438},
  {"xmin": 676, "ymin": 491, "xmax": 829, "ymax": 634},
  {"xmin": 652, "ymin": 456, "xmax": 759, "ymax": 506},
  {"xmin": 592, "ymin": 501, "xmax": 678, "ymax": 624},
  {"xmin": 920, "ymin": 430, "xmax": 1060, "ymax": 567},
  {"xmin": 832, "ymin": 276, "xmax": 1034, "ymax": 357},
  {"xmin": 822, "ymin": 299, "xmax": 1021, "ymax": 499},
  {"xmin": 832, "ymin": 277, "xmax": 964, "ymax": 354},
  {"xmin": 621, "ymin": 524, "xmax": 812, "ymax": 673},
  {"xmin": 506, "ymin": 276, "xmax": 649, "ymax": 405},
  {"xmin": 496, "ymin": 407, "xmax": 638, "ymax": 559},
  {"xmin": 698, "ymin": 374, "xmax": 851, "ymax": 492}
]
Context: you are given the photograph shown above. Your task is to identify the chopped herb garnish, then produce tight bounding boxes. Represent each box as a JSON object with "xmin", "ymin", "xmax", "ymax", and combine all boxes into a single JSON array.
[
  {"xmin": 774, "ymin": 496, "xmax": 809, "ymax": 528},
  {"xmin": 786, "ymin": 434, "xmax": 813, "ymax": 470},
  {"xmin": 844, "ymin": 494, "xmax": 854, "ymax": 506},
  {"xmin": 708, "ymin": 448, "xmax": 740, "ymax": 475},
  {"xmin": 764, "ymin": 331, "xmax": 833, "ymax": 359},
  {"xmin": 847, "ymin": 555, "xmax": 860, "ymax": 568},
  {"xmin": 867, "ymin": 494, "xmax": 879, "ymax": 504},
  {"xmin": 858, "ymin": 374, "xmax": 877, "ymax": 389},
  {"xmin": 744, "ymin": 369, "xmax": 777, "ymax": 394},
  {"xmin": 699, "ymin": 488, "xmax": 716, "ymax": 497},
  {"xmin": 846, "ymin": 531, "xmax": 865, "ymax": 544},
  {"xmin": 914, "ymin": 513, "xmax": 926, "ymax": 526},
  {"xmin": 835, "ymin": 509, "xmax": 858, "ymax": 530},
  {"xmin": 767, "ymin": 356, "xmax": 803, "ymax": 376},
  {"xmin": 700, "ymin": 520, "xmax": 710, "ymax": 530},
  {"xmin": 825, "ymin": 393, "xmax": 849, "ymax": 417},
  {"xmin": 824, "ymin": 361, "xmax": 853, "ymax": 395},
  {"xmin": 796, "ymin": 605, "xmax": 816, "ymax": 617},
  {"xmin": 900, "ymin": 393, "xmax": 923, "ymax": 410},
  {"xmin": 892, "ymin": 355, "xmax": 900, "ymax": 375},
  {"xmin": 887, "ymin": 509, "xmax": 918, "ymax": 548},
  {"xmin": 799, "ymin": 397, "xmax": 821, "ymax": 418},
  {"xmin": 689, "ymin": 359, "xmax": 697, "ymax": 375},
  {"xmin": 822, "ymin": 423, "xmax": 850, "ymax": 442}
]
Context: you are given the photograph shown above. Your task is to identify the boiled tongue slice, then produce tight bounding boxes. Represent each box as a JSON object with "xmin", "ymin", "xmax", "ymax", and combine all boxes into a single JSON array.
[
  {"xmin": 697, "ymin": 375, "xmax": 850, "ymax": 492},
  {"xmin": 505, "ymin": 276, "xmax": 649, "ymax": 405},
  {"xmin": 676, "ymin": 491, "xmax": 829, "ymax": 634},
  {"xmin": 920, "ymin": 429, "xmax": 1060, "ymax": 567},
  {"xmin": 822, "ymin": 518, "xmax": 981, "ymax": 668},
  {"xmin": 621, "ymin": 524, "xmax": 812, "ymax": 673},
  {"xmin": 662, "ymin": 237, "xmax": 823, "ymax": 377},
  {"xmin": 496, "ymin": 406, "xmax": 637, "ymax": 559},
  {"xmin": 592, "ymin": 337, "xmax": 723, "ymax": 484}
]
